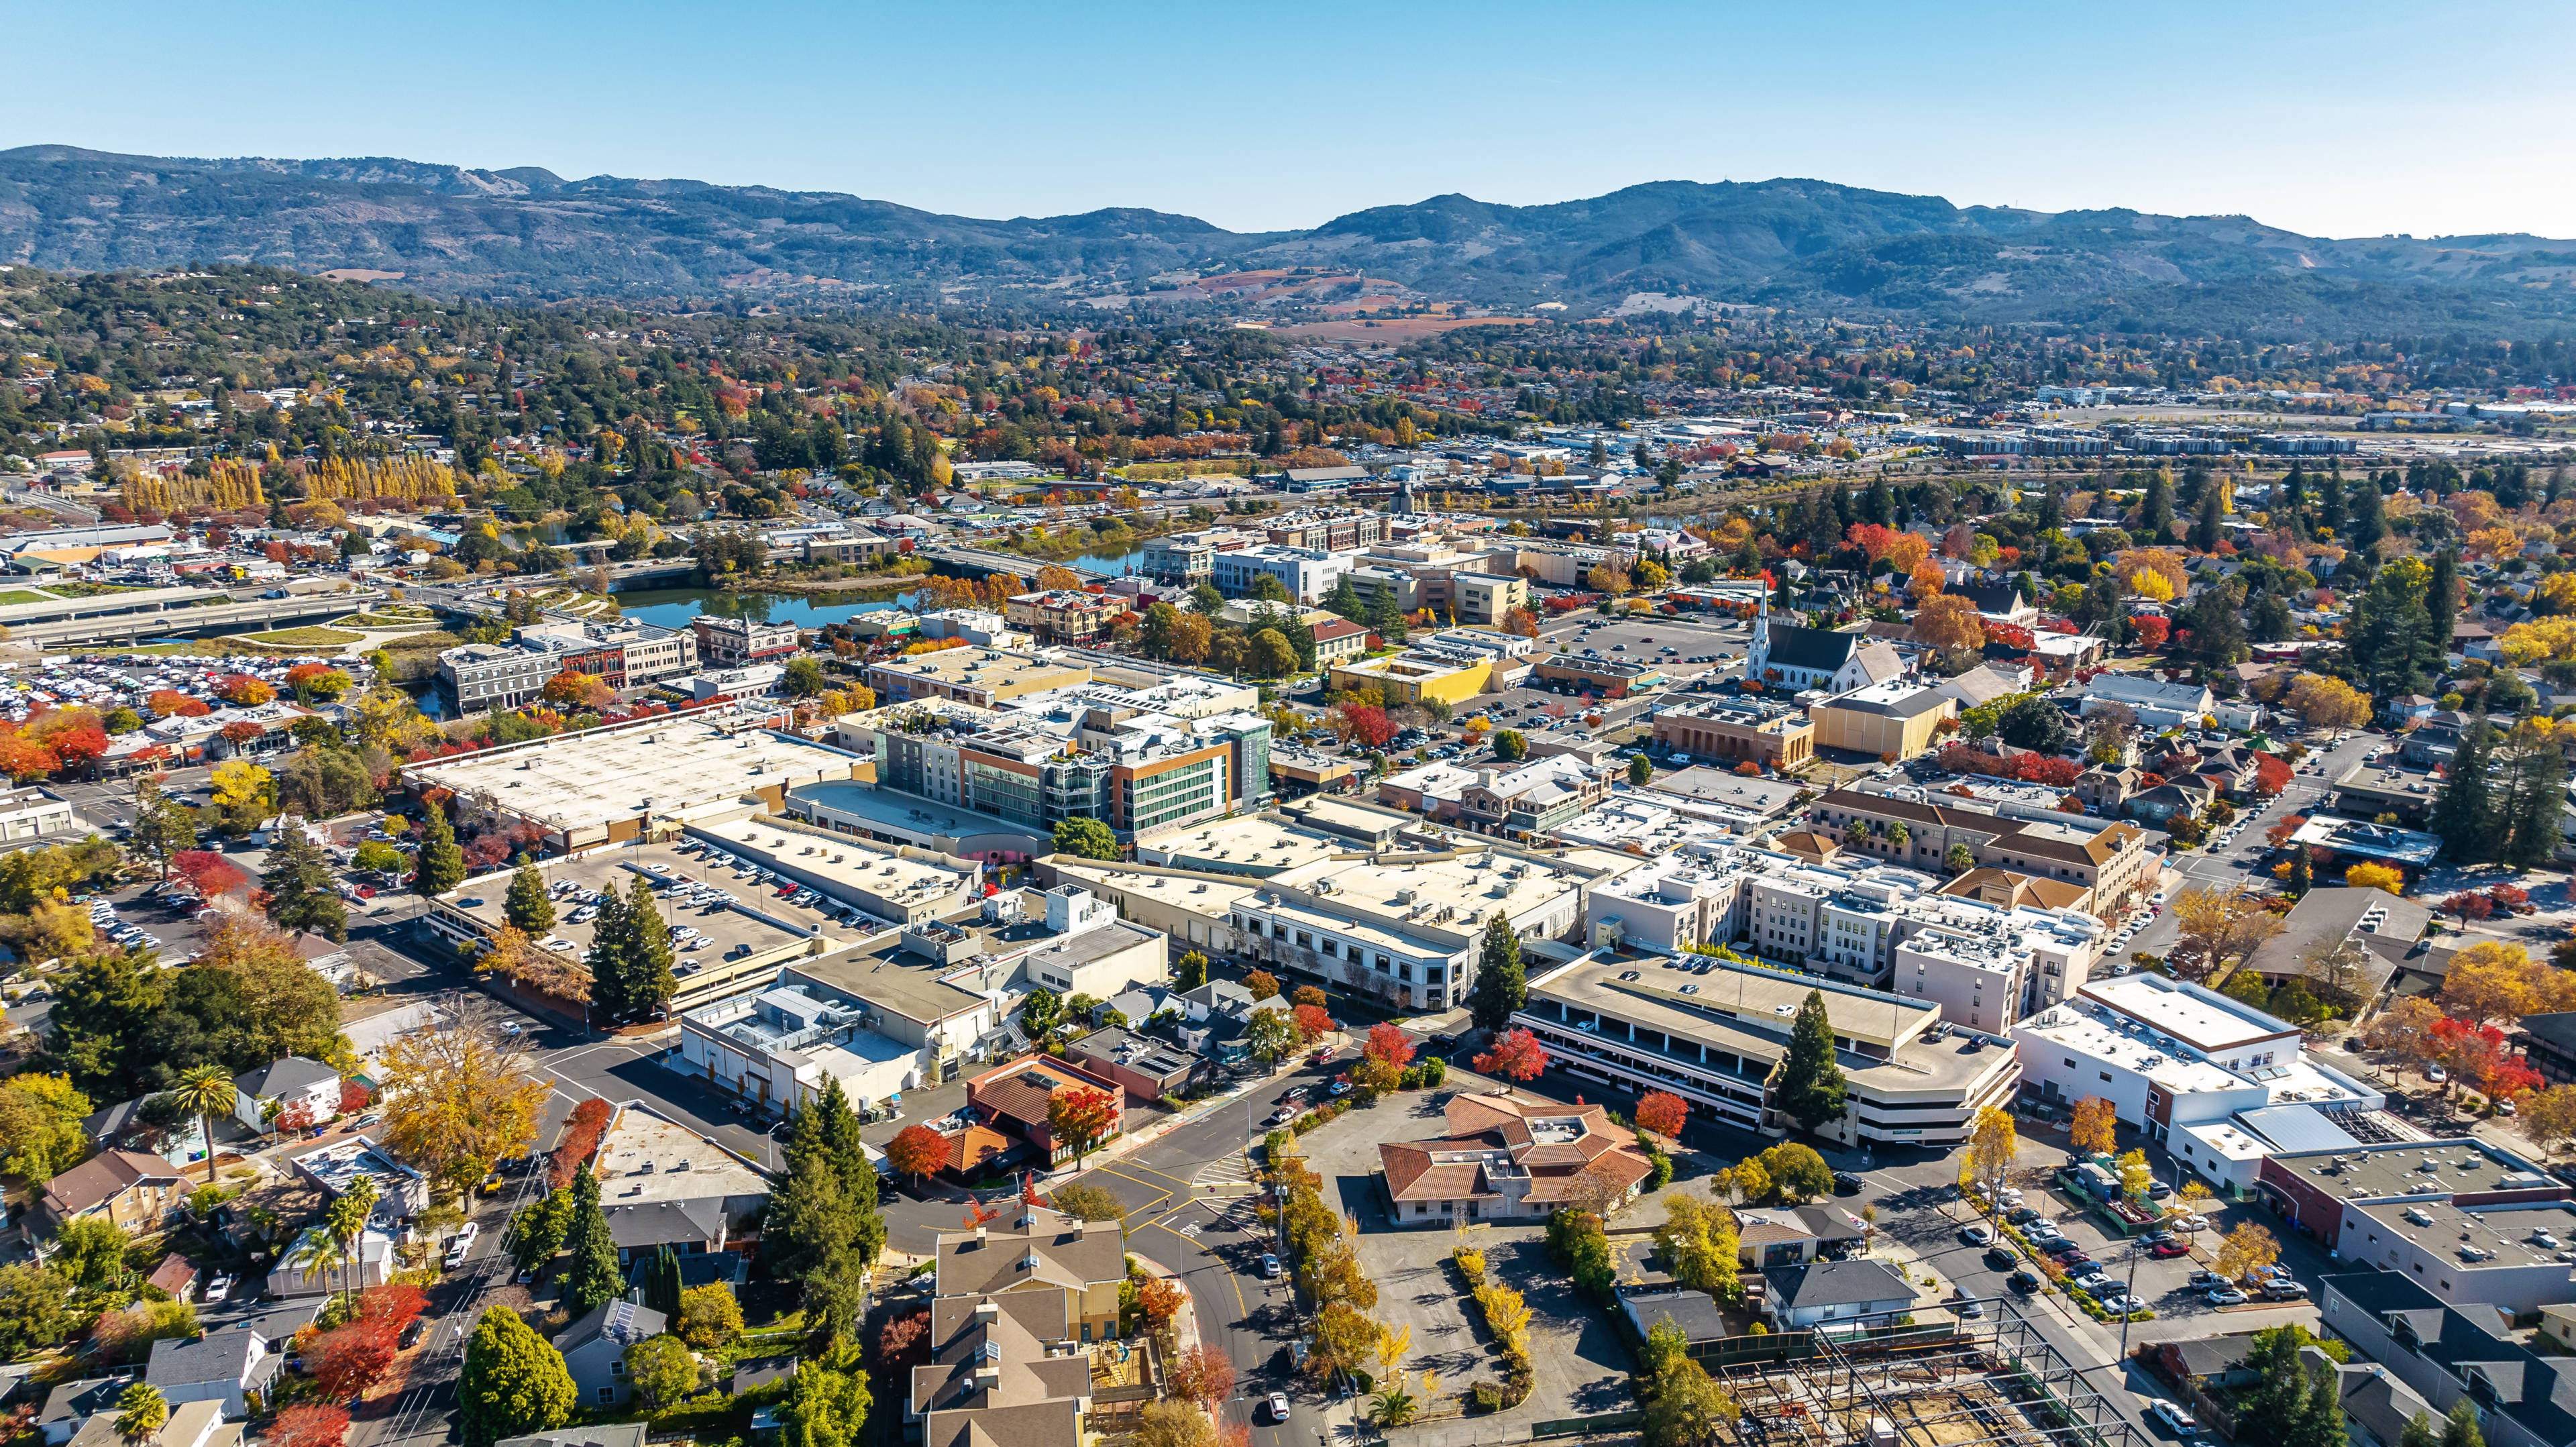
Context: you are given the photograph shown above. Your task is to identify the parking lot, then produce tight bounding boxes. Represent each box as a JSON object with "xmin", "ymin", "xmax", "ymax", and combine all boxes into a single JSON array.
[
  {"xmin": 439, "ymin": 841, "xmax": 837, "ymax": 977},
  {"xmin": 1286, "ymin": 1081, "xmax": 1640, "ymax": 1428}
]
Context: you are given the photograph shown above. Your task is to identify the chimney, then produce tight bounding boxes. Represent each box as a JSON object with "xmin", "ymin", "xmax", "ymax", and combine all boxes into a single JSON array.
[
  {"xmin": 973, "ymin": 1226, "xmax": 988, "ymax": 1246},
  {"xmin": 972, "ymin": 1301, "xmax": 999, "ymax": 1324}
]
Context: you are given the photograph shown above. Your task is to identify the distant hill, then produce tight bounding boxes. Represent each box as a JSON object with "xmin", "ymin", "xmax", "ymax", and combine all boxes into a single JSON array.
[{"xmin": 5, "ymin": 144, "xmax": 2575, "ymax": 335}]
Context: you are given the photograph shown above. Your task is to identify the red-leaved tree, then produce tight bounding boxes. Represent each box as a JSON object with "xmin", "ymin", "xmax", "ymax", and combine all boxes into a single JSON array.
[
  {"xmin": 307, "ymin": 1320, "xmax": 398, "ymax": 1399},
  {"xmin": 879, "ymin": 1307, "xmax": 932, "ymax": 1368},
  {"xmin": 1167, "ymin": 1343, "xmax": 1237, "ymax": 1409},
  {"xmin": 1473, "ymin": 1028, "xmax": 1549, "ymax": 1082},
  {"xmin": 172, "ymin": 850, "xmax": 250, "ymax": 898},
  {"xmin": 886, "ymin": 1124, "xmax": 949, "ymax": 1183},
  {"xmin": 1044, "ymin": 1086, "xmax": 1120, "ymax": 1167},
  {"xmin": 1635, "ymin": 1091, "xmax": 1690, "ymax": 1140},
  {"xmin": 1290, "ymin": 1003, "xmax": 1336, "ymax": 1042},
  {"xmin": 2129, "ymin": 616, "xmax": 2171, "ymax": 651},
  {"xmin": 547, "ymin": 1098, "xmax": 614, "ymax": 1188},
  {"xmin": 268, "ymin": 1405, "xmax": 352, "ymax": 1447},
  {"xmin": 2252, "ymin": 754, "xmax": 2292, "ymax": 796},
  {"xmin": 338, "ymin": 1081, "xmax": 372, "ymax": 1115},
  {"xmin": 356, "ymin": 1283, "xmax": 429, "ymax": 1333}
]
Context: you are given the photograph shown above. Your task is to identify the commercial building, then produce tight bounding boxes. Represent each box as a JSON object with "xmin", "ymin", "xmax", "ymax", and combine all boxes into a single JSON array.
[
  {"xmin": 1209, "ymin": 545, "xmax": 1351, "ymax": 604},
  {"xmin": 1809, "ymin": 682, "xmax": 1957, "ymax": 761},
  {"xmin": 1265, "ymin": 510, "xmax": 1387, "ymax": 552},
  {"xmin": 1378, "ymin": 1090, "xmax": 1656, "ymax": 1226},
  {"xmin": 1143, "ymin": 529, "xmax": 1263, "ymax": 584},
  {"xmin": 1652, "ymin": 696, "xmax": 1817, "ymax": 771},
  {"xmin": 1532, "ymin": 655, "xmax": 1663, "ymax": 698},
  {"xmin": 0, "ymin": 786, "xmax": 76, "ymax": 847},
  {"xmin": 1376, "ymin": 755, "xmax": 1613, "ymax": 841},
  {"xmin": 2263, "ymin": 1136, "xmax": 2566, "ymax": 1281},
  {"xmin": 2013, "ymin": 974, "xmax": 2390, "ymax": 1193},
  {"xmin": 1003, "ymin": 590, "xmax": 1126, "ymax": 646},
  {"xmin": 1452, "ymin": 572, "xmax": 1529, "ymax": 626},
  {"xmin": 1311, "ymin": 617, "xmax": 1370, "ymax": 665},
  {"xmin": 863, "ymin": 647, "xmax": 1093, "ymax": 709},
  {"xmin": 1328, "ymin": 651, "xmax": 1492, "ymax": 708},
  {"xmin": 690, "ymin": 614, "xmax": 802, "ymax": 669},
  {"xmin": 437, "ymin": 619, "xmax": 700, "ymax": 712},
  {"xmin": 2080, "ymin": 674, "xmax": 2214, "ymax": 731},
  {"xmin": 914, "ymin": 609, "xmax": 1028, "ymax": 648},
  {"xmin": 1516, "ymin": 957, "xmax": 2023, "ymax": 1149},
  {"xmin": 406, "ymin": 706, "xmax": 864, "ymax": 852},
  {"xmin": 678, "ymin": 885, "xmax": 1167, "ymax": 1109}
]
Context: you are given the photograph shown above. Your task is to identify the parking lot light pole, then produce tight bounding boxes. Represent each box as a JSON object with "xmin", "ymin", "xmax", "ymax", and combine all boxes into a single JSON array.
[{"xmin": 2118, "ymin": 1240, "xmax": 2145, "ymax": 1358}]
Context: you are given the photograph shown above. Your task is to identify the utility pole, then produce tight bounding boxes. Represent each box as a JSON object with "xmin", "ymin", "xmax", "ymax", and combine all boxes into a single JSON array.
[{"xmin": 2116, "ymin": 1240, "xmax": 2145, "ymax": 1360}]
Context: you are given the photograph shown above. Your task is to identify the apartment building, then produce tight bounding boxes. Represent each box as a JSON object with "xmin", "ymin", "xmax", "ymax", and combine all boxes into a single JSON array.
[
  {"xmin": 1811, "ymin": 789, "xmax": 2157, "ymax": 912},
  {"xmin": 1003, "ymin": 590, "xmax": 1124, "ymax": 646},
  {"xmin": 1266, "ymin": 510, "xmax": 1387, "ymax": 552},
  {"xmin": 437, "ymin": 620, "xmax": 699, "ymax": 712},
  {"xmin": 690, "ymin": 614, "xmax": 802, "ymax": 668},
  {"xmin": 1652, "ymin": 696, "xmax": 1817, "ymax": 771},
  {"xmin": 1311, "ymin": 618, "xmax": 1370, "ymax": 665},
  {"xmin": 1142, "ymin": 528, "xmax": 1263, "ymax": 584},
  {"xmin": 1517, "ymin": 957, "xmax": 2023, "ymax": 1150},
  {"xmin": 1377, "ymin": 755, "xmax": 1613, "ymax": 841}
]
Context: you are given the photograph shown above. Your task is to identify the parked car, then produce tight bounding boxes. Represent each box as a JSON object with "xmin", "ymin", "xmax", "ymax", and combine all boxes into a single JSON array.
[
  {"xmin": 201, "ymin": 1275, "xmax": 232, "ymax": 1304},
  {"xmin": 2004, "ymin": 1207, "xmax": 2041, "ymax": 1225},
  {"xmin": 1259, "ymin": 1254, "xmax": 1281, "ymax": 1279},
  {"xmin": 2206, "ymin": 1286, "xmax": 2249, "ymax": 1306},
  {"xmin": 1267, "ymin": 1393, "xmax": 1291, "ymax": 1422},
  {"xmin": 1960, "ymin": 1224, "xmax": 1994, "ymax": 1246},
  {"xmin": 1832, "ymin": 1171, "xmax": 1864, "ymax": 1193},
  {"xmin": 2188, "ymin": 1269, "xmax": 2226, "ymax": 1290},
  {"xmin": 2151, "ymin": 1399, "xmax": 2199, "ymax": 1438},
  {"xmin": 2100, "ymin": 1293, "xmax": 2146, "ymax": 1314},
  {"xmin": 1984, "ymin": 1246, "xmax": 2019, "ymax": 1271},
  {"xmin": 2008, "ymin": 1269, "xmax": 2041, "ymax": 1292},
  {"xmin": 2149, "ymin": 1240, "xmax": 2191, "ymax": 1258}
]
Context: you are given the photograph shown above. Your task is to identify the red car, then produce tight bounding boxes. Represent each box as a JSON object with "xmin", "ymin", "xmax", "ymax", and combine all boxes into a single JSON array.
[
  {"xmin": 2149, "ymin": 1240, "xmax": 2192, "ymax": 1258},
  {"xmin": 774, "ymin": 884, "xmax": 798, "ymax": 897},
  {"xmin": 355, "ymin": 886, "xmax": 375, "ymax": 899}
]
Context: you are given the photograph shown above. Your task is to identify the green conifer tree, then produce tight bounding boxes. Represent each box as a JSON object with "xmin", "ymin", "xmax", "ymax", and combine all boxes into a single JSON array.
[
  {"xmin": 504, "ymin": 863, "xmax": 555, "ymax": 934},
  {"xmin": 2426, "ymin": 549, "xmax": 2461, "ymax": 657},
  {"xmin": 623, "ymin": 875, "xmax": 678, "ymax": 1022},
  {"xmin": 584, "ymin": 892, "xmax": 633, "ymax": 1024},
  {"xmin": 1468, "ymin": 914, "xmax": 1525, "ymax": 1033},
  {"xmin": 2430, "ymin": 715, "xmax": 2493, "ymax": 860},
  {"xmin": 2506, "ymin": 722, "xmax": 2567, "ymax": 869},
  {"xmin": 1776, "ymin": 989, "xmax": 1849, "ymax": 1131},
  {"xmin": 2143, "ymin": 472, "xmax": 2176, "ymax": 542},
  {"xmin": 260, "ymin": 829, "xmax": 347, "ymax": 943},
  {"xmin": 561, "ymin": 1165, "xmax": 622, "ymax": 1317},
  {"xmin": 416, "ymin": 800, "xmax": 467, "ymax": 898}
]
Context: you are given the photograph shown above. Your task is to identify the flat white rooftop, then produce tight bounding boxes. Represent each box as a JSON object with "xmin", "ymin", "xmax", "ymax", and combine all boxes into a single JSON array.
[
  {"xmin": 410, "ymin": 708, "xmax": 857, "ymax": 830},
  {"xmin": 2019, "ymin": 1015, "xmax": 2244, "ymax": 1095},
  {"xmin": 2080, "ymin": 974, "xmax": 2292, "ymax": 1054}
]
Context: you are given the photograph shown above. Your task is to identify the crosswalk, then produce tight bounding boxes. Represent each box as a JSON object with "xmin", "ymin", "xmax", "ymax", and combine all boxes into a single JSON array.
[{"xmin": 1192, "ymin": 1150, "xmax": 1261, "ymax": 1189}]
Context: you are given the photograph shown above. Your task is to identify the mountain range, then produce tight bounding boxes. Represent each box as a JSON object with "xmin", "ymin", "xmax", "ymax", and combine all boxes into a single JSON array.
[{"xmin": 6, "ymin": 144, "xmax": 2576, "ymax": 336}]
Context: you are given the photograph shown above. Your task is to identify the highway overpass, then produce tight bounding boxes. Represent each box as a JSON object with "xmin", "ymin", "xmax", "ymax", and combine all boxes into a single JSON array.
[
  {"xmin": 920, "ymin": 547, "xmax": 1109, "ymax": 582},
  {"xmin": 13, "ymin": 591, "xmax": 384, "ymax": 649}
]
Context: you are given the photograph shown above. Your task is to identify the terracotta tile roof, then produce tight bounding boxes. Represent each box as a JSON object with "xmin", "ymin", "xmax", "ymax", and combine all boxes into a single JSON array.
[
  {"xmin": 969, "ymin": 1059, "xmax": 1116, "ymax": 1129},
  {"xmin": 1379, "ymin": 1138, "xmax": 1506, "ymax": 1202},
  {"xmin": 945, "ymin": 1125, "xmax": 1012, "ymax": 1173}
]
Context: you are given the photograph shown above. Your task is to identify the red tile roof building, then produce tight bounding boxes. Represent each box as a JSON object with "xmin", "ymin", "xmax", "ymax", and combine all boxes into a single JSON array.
[
  {"xmin": 1378, "ymin": 1090, "xmax": 1654, "ymax": 1226},
  {"xmin": 965, "ymin": 1057, "xmax": 1126, "ymax": 1167}
]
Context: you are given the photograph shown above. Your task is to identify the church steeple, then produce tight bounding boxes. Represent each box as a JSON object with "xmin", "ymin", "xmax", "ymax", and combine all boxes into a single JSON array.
[{"xmin": 1750, "ymin": 587, "xmax": 1771, "ymax": 681}]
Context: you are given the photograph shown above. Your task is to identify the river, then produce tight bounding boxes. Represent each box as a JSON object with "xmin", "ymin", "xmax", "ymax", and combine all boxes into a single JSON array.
[{"xmin": 615, "ymin": 587, "xmax": 920, "ymax": 630}]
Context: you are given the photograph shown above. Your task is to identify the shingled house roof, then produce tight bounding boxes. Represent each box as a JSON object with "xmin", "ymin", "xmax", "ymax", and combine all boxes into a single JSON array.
[{"xmin": 1379, "ymin": 1091, "xmax": 1654, "ymax": 1208}]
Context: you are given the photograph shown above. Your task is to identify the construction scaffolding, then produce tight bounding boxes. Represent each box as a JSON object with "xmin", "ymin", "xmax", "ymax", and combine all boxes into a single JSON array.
[{"xmin": 1714, "ymin": 1308, "xmax": 2145, "ymax": 1447}]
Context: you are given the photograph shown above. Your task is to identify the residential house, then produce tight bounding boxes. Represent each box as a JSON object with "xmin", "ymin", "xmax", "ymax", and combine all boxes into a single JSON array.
[
  {"xmin": 495, "ymin": 1430, "xmax": 649, "ymax": 1447},
  {"xmin": 602, "ymin": 1200, "xmax": 729, "ymax": 1269},
  {"xmin": 40, "ymin": 1150, "xmax": 186, "ymax": 1236},
  {"xmin": 1758, "ymin": 1258, "xmax": 1919, "ymax": 1330},
  {"xmin": 38, "ymin": 1381, "xmax": 134, "ymax": 1446},
  {"xmin": 62, "ymin": 1399, "xmax": 232, "ymax": 1447},
  {"xmin": 559, "ymin": 1299, "xmax": 667, "ymax": 1409},
  {"xmin": 144, "ymin": 1304, "xmax": 312, "ymax": 1418},
  {"xmin": 932, "ymin": 1206, "xmax": 1126, "ymax": 1343},
  {"xmin": 2124, "ymin": 780, "xmax": 2214, "ymax": 827},
  {"xmin": 2383, "ymin": 694, "xmax": 2438, "ymax": 730},
  {"xmin": 1377, "ymin": 1091, "xmax": 1656, "ymax": 1227},
  {"xmin": 231, "ymin": 1059, "xmax": 340, "ymax": 1133},
  {"xmin": 1954, "ymin": 581, "xmax": 2040, "ymax": 629}
]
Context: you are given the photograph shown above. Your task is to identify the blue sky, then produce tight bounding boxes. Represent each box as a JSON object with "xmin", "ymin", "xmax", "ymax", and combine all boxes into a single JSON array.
[{"xmin": 7, "ymin": 0, "xmax": 2572, "ymax": 238}]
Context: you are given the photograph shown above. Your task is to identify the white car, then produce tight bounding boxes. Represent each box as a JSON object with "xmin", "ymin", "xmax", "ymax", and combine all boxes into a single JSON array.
[
  {"xmin": 2151, "ymin": 1399, "xmax": 2199, "ymax": 1437},
  {"xmin": 1960, "ymin": 1224, "xmax": 1994, "ymax": 1246},
  {"xmin": 201, "ymin": 1275, "xmax": 233, "ymax": 1303},
  {"xmin": 2427, "ymin": 1064, "xmax": 2449, "ymax": 1083},
  {"xmin": 1267, "ymin": 1393, "xmax": 1291, "ymax": 1422}
]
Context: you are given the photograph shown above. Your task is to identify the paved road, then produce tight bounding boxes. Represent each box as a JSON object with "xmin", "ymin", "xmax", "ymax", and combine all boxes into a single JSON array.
[{"xmin": 2126, "ymin": 727, "xmax": 2377, "ymax": 961}]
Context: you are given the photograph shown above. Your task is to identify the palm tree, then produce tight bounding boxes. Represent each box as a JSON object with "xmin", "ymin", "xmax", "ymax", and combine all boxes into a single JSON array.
[
  {"xmin": 169, "ymin": 1066, "xmax": 236, "ymax": 1185},
  {"xmin": 281, "ymin": 1226, "xmax": 350, "ymax": 1311},
  {"xmin": 322, "ymin": 1177, "xmax": 379, "ymax": 1311}
]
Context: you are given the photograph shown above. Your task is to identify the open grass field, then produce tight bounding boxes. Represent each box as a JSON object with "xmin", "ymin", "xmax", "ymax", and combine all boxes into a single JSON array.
[
  {"xmin": 241, "ymin": 626, "xmax": 364, "ymax": 647},
  {"xmin": 0, "ymin": 591, "xmax": 56, "ymax": 607},
  {"xmin": 379, "ymin": 631, "xmax": 462, "ymax": 652},
  {"xmin": 339, "ymin": 613, "xmax": 443, "ymax": 630}
]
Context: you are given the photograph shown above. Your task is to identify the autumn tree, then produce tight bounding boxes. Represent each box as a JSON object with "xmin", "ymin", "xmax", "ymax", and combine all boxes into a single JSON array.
[
  {"xmin": 1472, "ymin": 1028, "xmax": 1548, "ymax": 1082},
  {"xmin": 375, "ymin": 1000, "xmax": 550, "ymax": 1198},
  {"xmin": 1909, "ymin": 594, "xmax": 1986, "ymax": 657},
  {"xmin": 2518, "ymin": 1084, "xmax": 2576, "ymax": 1157},
  {"xmin": 1044, "ymin": 1087, "xmax": 1119, "ymax": 1167},
  {"xmin": 2214, "ymin": 1222, "xmax": 2282, "ymax": 1283},
  {"xmin": 1635, "ymin": 1091, "xmax": 1689, "ymax": 1140},
  {"xmin": 2069, "ymin": 1096, "xmax": 2118, "ymax": 1157},
  {"xmin": 1356, "ymin": 1022, "xmax": 1416, "ymax": 1093},
  {"xmin": 2169, "ymin": 884, "xmax": 2286, "ymax": 981}
]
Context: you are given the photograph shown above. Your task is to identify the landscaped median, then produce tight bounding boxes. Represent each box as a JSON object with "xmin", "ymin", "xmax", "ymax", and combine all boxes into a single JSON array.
[{"xmin": 1449, "ymin": 1245, "xmax": 1536, "ymax": 1413}]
